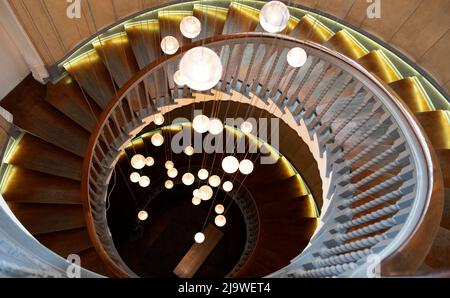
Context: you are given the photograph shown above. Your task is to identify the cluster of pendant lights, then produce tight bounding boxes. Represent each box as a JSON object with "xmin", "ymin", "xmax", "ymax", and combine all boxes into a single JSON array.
[{"xmin": 137, "ymin": 1, "xmax": 307, "ymax": 243}]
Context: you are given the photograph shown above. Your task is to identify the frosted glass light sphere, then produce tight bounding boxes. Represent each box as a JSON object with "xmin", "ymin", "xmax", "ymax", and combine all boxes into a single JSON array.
[
  {"xmin": 167, "ymin": 168, "xmax": 178, "ymax": 178},
  {"xmin": 208, "ymin": 118, "xmax": 224, "ymax": 135},
  {"xmin": 259, "ymin": 1, "xmax": 290, "ymax": 33},
  {"xmin": 184, "ymin": 145, "xmax": 194, "ymax": 156},
  {"xmin": 130, "ymin": 172, "xmax": 140, "ymax": 183},
  {"xmin": 151, "ymin": 133, "xmax": 164, "ymax": 146},
  {"xmin": 146, "ymin": 157, "xmax": 155, "ymax": 167},
  {"xmin": 215, "ymin": 215, "xmax": 226, "ymax": 227},
  {"xmin": 165, "ymin": 160, "xmax": 174, "ymax": 170},
  {"xmin": 139, "ymin": 175, "xmax": 150, "ymax": 187},
  {"xmin": 165, "ymin": 180, "xmax": 174, "ymax": 189},
  {"xmin": 287, "ymin": 47, "xmax": 308, "ymax": 68},
  {"xmin": 174, "ymin": 70, "xmax": 187, "ymax": 86},
  {"xmin": 239, "ymin": 159, "xmax": 254, "ymax": 175},
  {"xmin": 154, "ymin": 113, "xmax": 165, "ymax": 125},
  {"xmin": 160, "ymin": 36, "xmax": 179, "ymax": 55},
  {"xmin": 215, "ymin": 204, "xmax": 225, "ymax": 214},
  {"xmin": 182, "ymin": 172, "xmax": 195, "ymax": 186},
  {"xmin": 199, "ymin": 185, "xmax": 213, "ymax": 201},
  {"xmin": 222, "ymin": 181, "xmax": 233, "ymax": 192},
  {"xmin": 222, "ymin": 156, "xmax": 239, "ymax": 174},
  {"xmin": 131, "ymin": 154, "xmax": 146, "ymax": 170},
  {"xmin": 194, "ymin": 232, "xmax": 205, "ymax": 243},
  {"xmin": 198, "ymin": 169, "xmax": 209, "ymax": 180},
  {"xmin": 208, "ymin": 175, "xmax": 221, "ymax": 187},
  {"xmin": 193, "ymin": 189, "xmax": 200, "ymax": 197},
  {"xmin": 138, "ymin": 210, "xmax": 148, "ymax": 221},
  {"xmin": 179, "ymin": 46, "xmax": 223, "ymax": 91},
  {"xmin": 192, "ymin": 196, "xmax": 202, "ymax": 206},
  {"xmin": 180, "ymin": 16, "xmax": 201, "ymax": 39},
  {"xmin": 241, "ymin": 121, "xmax": 253, "ymax": 134},
  {"xmin": 193, "ymin": 114, "xmax": 210, "ymax": 133}
]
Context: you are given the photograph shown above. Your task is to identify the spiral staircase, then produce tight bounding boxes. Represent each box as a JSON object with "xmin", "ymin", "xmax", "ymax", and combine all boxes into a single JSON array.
[{"xmin": 0, "ymin": 0, "xmax": 448, "ymax": 278}]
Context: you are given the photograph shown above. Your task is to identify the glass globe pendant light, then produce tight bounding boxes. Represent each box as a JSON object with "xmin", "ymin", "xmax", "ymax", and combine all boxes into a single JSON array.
[
  {"xmin": 208, "ymin": 175, "xmax": 221, "ymax": 187},
  {"xmin": 197, "ymin": 169, "xmax": 209, "ymax": 180},
  {"xmin": 165, "ymin": 180, "xmax": 174, "ymax": 189},
  {"xmin": 199, "ymin": 185, "xmax": 213, "ymax": 201},
  {"xmin": 259, "ymin": 1, "xmax": 290, "ymax": 33},
  {"xmin": 215, "ymin": 204, "xmax": 225, "ymax": 215},
  {"xmin": 179, "ymin": 46, "xmax": 223, "ymax": 91},
  {"xmin": 208, "ymin": 118, "xmax": 224, "ymax": 135},
  {"xmin": 222, "ymin": 181, "xmax": 233, "ymax": 192},
  {"xmin": 192, "ymin": 114, "xmax": 210, "ymax": 133},
  {"xmin": 145, "ymin": 157, "xmax": 155, "ymax": 167},
  {"xmin": 154, "ymin": 113, "xmax": 165, "ymax": 125},
  {"xmin": 287, "ymin": 47, "xmax": 308, "ymax": 68},
  {"xmin": 215, "ymin": 215, "xmax": 226, "ymax": 227},
  {"xmin": 240, "ymin": 121, "xmax": 253, "ymax": 134},
  {"xmin": 182, "ymin": 172, "xmax": 195, "ymax": 186},
  {"xmin": 174, "ymin": 70, "xmax": 187, "ymax": 86},
  {"xmin": 131, "ymin": 154, "xmax": 146, "ymax": 170},
  {"xmin": 138, "ymin": 210, "xmax": 148, "ymax": 221},
  {"xmin": 180, "ymin": 16, "xmax": 201, "ymax": 39},
  {"xmin": 222, "ymin": 156, "xmax": 239, "ymax": 174},
  {"xmin": 151, "ymin": 133, "xmax": 164, "ymax": 146},
  {"xmin": 160, "ymin": 36, "xmax": 179, "ymax": 55},
  {"xmin": 165, "ymin": 160, "xmax": 174, "ymax": 170},
  {"xmin": 239, "ymin": 159, "xmax": 254, "ymax": 175},
  {"xmin": 192, "ymin": 196, "xmax": 202, "ymax": 206},
  {"xmin": 130, "ymin": 172, "xmax": 140, "ymax": 183},
  {"xmin": 138, "ymin": 175, "xmax": 150, "ymax": 187},
  {"xmin": 167, "ymin": 168, "xmax": 178, "ymax": 178},
  {"xmin": 184, "ymin": 145, "xmax": 194, "ymax": 156},
  {"xmin": 194, "ymin": 232, "xmax": 205, "ymax": 244}
]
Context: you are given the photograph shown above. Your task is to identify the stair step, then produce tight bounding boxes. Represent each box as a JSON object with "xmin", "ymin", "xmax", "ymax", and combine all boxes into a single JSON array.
[
  {"xmin": 250, "ymin": 175, "xmax": 310, "ymax": 201},
  {"xmin": 259, "ymin": 195, "xmax": 317, "ymax": 219},
  {"xmin": 425, "ymin": 227, "xmax": 450, "ymax": 269},
  {"xmin": 193, "ymin": 4, "xmax": 228, "ymax": 39},
  {"xmin": 288, "ymin": 14, "xmax": 333, "ymax": 44},
  {"xmin": 93, "ymin": 33, "xmax": 140, "ymax": 88},
  {"xmin": 7, "ymin": 133, "xmax": 82, "ymax": 181},
  {"xmin": 2, "ymin": 166, "xmax": 81, "ymax": 205},
  {"xmin": 125, "ymin": 20, "xmax": 162, "ymax": 69},
  {"xmin": 77, "ymin": 247, "xmax": 112, "ymax": 276},
  {"xmin": 46, "ymin": 76, "xmax": 101, "ymax": 132},
  {"xmin": 35, "ymin": 227, "xmax": 93, "ymax": 258},
  {"xmin": 415, "ymin": 110, "xmax": 450, "ymax": 149},
  {"xmin": 389, "ymin": 77, "xmax": 432, "ymax": 113},
  {"xmin": 65, "ymin": 50, "xmax": 116, "ymax": 109},
  {"xmin": 6, "ymin": 202, "xmax": 85, "ymax": 235},
  {"xmin": 222, "ymin": 3, "xmax": 259, "ymax": 34},
  {"xmin": 0, "ymin": 76, "xmax": 89, "ymax": 157},
  {"xmin": 326, "ymin": 30, "xmax": 368, "ymax": 60},
  {"xmin": 435, "ymin": 149, "xmax": 450, "ymax": 230},
  {"xmin": 358, "ymin": 50, "xmax": 402, "ymax": 83}
]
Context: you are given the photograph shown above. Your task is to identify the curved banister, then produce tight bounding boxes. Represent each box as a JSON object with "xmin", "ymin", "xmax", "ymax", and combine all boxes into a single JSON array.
[{"xmin": 82, "ymin": 33, "xmax": 444, "ymax": 277}]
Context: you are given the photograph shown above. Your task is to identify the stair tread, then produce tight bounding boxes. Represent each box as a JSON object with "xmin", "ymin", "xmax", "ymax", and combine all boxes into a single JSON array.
[
  {"xmin": 193, "ymin": 4, "xmax": 228, "ymax": 39},
  {"xmin": 415, "ymin": 110, "xmax": 450, "ymax": 149},
  {"xmin": 2, "ymin": 166, "xmax": 81, "ymax": 205},
  {"xmin": 65, "ymin": 50, "xmax": 116, "ymax": 109},
  {"xmin": 46, "ymin": 76, "xmax": 101, "ymax": 132},
  {"xmin": 7, "ymin": 133, "xmax": 82, "ymax": 181},
  {"xmin": 35, "ymin": 227, "xmax": 93, "ymax": 258},
  {"xmin": 358, "ymin": 50, "xmax": 402, "ymax": 83},
  {"xmin": 6, "ymin": 202, "xmax": 86, "ymax": 235},
  {"xmin": 125, "ymin": 21, "xmax": 162, "ymax": 69},
  {"xmin": 93, "ymin": 34, "xmax": 140, "ymax": 88},
  {"xmin": 389, "ymin": 77, "xmax": 432, "ymax": 113},
  {"xmin": 288, "ymin": 15, "xmax": 333, "ymax": 44},
  {"xmin": 222, "ymin": 3, "xmax": 259, "ymax": 34},
  {"xmin": 326, "ymin": 29, "xmax": 368, "ymax": 60}
]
